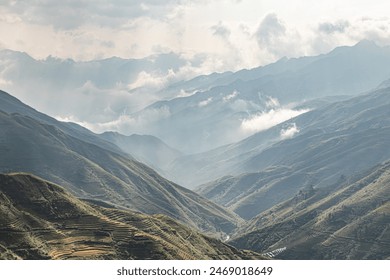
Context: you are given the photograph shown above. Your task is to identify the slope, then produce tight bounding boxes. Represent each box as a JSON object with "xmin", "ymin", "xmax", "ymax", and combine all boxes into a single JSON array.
[
  {"xmin": 0, "ymin": 89, "xmax": 121, "ymax": 154},
  {"xmin": 229, "ymin": 162, "xmax": 390, "ymax": 260},
  {"xmin": 198, "ymin": 87, "xmax": 390, "ymax": 219},
  {"xmin": 0, "ymin": 91, "xmax": 241, "ymax": 235},
  {"xmin": 100, "ymin": 131, "xmax": 181, "ymax": 173},
  {"xmin": 0, "ymin": 173, "xmax": 262, "ymax": 260}
]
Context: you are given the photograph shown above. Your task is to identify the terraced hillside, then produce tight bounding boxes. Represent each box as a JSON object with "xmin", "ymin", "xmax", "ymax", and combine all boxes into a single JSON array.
[
  {"xmin": 0, "ymin": 173, "xmax": 263, "ymax": 260},
  {"xmin": 230, "ymin": 162, "xmax": 390, "ymax": 259}
]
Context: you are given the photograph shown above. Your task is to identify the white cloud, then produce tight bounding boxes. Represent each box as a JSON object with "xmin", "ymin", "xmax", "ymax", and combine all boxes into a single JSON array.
[
  {"xmin": 198, "ymin": 97, "xmax": 213, "ymax": 107},
  {"xmin": 241, "ymin": 108, "xmax": 310, "ymax": 134},
  {"xmin": 280, "ymin": 123, "xmax": 300, "ymax": 140},
  {"xmin": 318, "ymin": 20, "xmax": 350, "ymax": 34},
  {"xmin": 211, "ymin": 21, "xmax": 231, "ymax": 38},
  {"xmin": 265, "ymin": 96, "xmax": 280, "ymax": 108},
  {"xmin": 223, "ymin": 90, "xmax": 239, "ymax": 102},
  {"xmin": 1, "ymin": 0, "xmax": 390, "ymax": 72},
  {"xmin": 128, "ymin": 70, "xmax": 173, "ymax": 91},
  {"xmin": 70, "ymin": 104, "xmax": 172, "ymax": 134}
]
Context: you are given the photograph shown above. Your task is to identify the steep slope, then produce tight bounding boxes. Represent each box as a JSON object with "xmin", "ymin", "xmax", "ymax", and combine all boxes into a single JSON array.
[
  {"xmin": 128, "ymin": 41, "xmax": 390, "ymax": 153},
  {"xmin": 198, "ymin": 87, "xmax": 390, "ymax": 219},
  {"xmin": 100, "ymin": 131, "xmax": 181, "ymax": 173},
  {"xmin": 230, "ymin": 162, "xmax": 390, "ymax": 260},
  {"xmin": 0, "ymin": 89, "xmax": 121, "ymax": 154},
  {"xmin": 0, "ymin": 91, "xmax": 241, "ymax": 235},
  {"xmin": 0, "ymin": 173, "xmax": 262, "ymax": 260}
]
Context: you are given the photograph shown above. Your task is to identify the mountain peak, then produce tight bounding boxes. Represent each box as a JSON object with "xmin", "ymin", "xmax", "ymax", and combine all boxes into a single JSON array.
[{"xmin": 355, "ymin": 39, "xmax": 378, "ymax": 48}]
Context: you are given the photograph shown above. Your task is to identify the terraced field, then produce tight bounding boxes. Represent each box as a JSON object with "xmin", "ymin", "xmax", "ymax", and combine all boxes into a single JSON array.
[{"xmin": 0, "ymin": 173, "xmax": 265, "ymax": 260}]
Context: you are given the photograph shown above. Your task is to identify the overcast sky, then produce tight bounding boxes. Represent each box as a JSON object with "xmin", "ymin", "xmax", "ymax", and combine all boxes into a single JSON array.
[{"xmin": 1, "ymin": 0, "xmax": 390, "ymax": 73}]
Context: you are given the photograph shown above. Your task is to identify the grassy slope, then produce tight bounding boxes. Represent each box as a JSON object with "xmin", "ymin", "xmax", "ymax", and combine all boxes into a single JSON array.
[
  {"xmin": 0, "ymin": 110, "xmax": 241, "ymax": 235},
  {"xmin": 0, "ymin": 173, "xmax": 263, "ymax": 260},
  {"xmin": 229, "ymin": 162, "xmax": 390, "ymax": 259}
]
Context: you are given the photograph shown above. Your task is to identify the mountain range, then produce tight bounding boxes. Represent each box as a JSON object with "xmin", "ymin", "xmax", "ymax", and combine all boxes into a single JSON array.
[
  {"xmin": 127, "ymin": 40, "xmax": 390, "ymax": 154},
  {"xmin": 197, "ymin": 87, "xmax": 390, "ymax": 219},
  {"xmin": 1, "ymin": 41, "xmax": 389, "ymax": 260},
  {"xmin": 0, "ymin": 90, "xmax": 240, "ymax": 236}
]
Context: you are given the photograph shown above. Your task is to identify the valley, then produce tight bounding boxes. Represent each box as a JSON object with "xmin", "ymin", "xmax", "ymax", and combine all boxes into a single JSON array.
[{"xmin": 1, "ymin": 41, "xmax": 389, "ymax": 260}]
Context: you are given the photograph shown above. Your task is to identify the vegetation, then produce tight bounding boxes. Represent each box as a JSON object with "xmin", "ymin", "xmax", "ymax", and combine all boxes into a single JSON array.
[{"xmin": 0, "ymin": 173, "xmax": 264, "ymax": 260}]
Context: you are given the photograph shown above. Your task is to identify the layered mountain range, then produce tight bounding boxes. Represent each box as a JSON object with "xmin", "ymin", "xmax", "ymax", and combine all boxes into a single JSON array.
[
  {"xmin": 129, "ymin": 40, "xmax": 390, "ymax": 153},
  {"xmin": 0, "ymin": 90, "xmax": 240, "ymax": 236},
  {"xmin": 1, "ymin": 41, "xmax": 389, "ymax": 260},
  {"xmin": 197, "ymin": 87, "xmax": 390, "ymax": 219}
]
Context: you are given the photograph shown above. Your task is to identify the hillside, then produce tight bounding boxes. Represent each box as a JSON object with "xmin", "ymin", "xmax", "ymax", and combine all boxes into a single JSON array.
[
  {"xmin": 230, "ymin": 162, "xmax": 390, "ymax": 259},
  {"xmin": 0, "ymin": 90, "xmax": 241, "ymax": 235},
  {"xmin": 0, "ymin": 90, "xmax": 122, "ymax": 154},
  {"xmin": 197, "ymin": 87, "xmax": 390, "ymax": 219},
  {"xmin": 100, "ymin": 131, "xmax": 181, "ymax": 173},
  {"xmin": 0, "ymin": 173, "xmax": 262, "ymax": 260}
]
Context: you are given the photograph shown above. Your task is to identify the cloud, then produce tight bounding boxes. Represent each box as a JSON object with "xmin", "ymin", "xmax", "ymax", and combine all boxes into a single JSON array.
[
  {"xmin": 223, "ymin": 90, "xmax": 238, "ymax": 102},
  {"xmin": 280, "ymin": 123, "xmax": 300, "ymax": 140},
  {"xmin": 265, "ymin": 96, "xmax": 280, "ymax": 108},
  {"xmin": 241, "ymin": 108, "xmax": 310, "ymax": 134},
  {"xmin": 128, "ymin": 70, "xmax": 174, "ymax": 91},
  {"xmin": 198, "ymin": 97, "xmax": 213, "ymax": 107},
  {"xmin": 318, "ymin": 20, "xmax": 350, "ymax": 34},
  {"xmin": 0, "ymin": 0, "xmax": 190, "ymax": 30},
  {"xmin": 211, "ymin": 21, "xmax": 231, "ymax": 38},
  {"xmin": 254, "ymin": 13, "xmax": 303, "ymax": 59},
  {"xmin": 73, "ymin": 104, "xmax": 172, "ymax": 134},
  {"xmin": 255, "ymin": 13, "xmax": 286, "ymax": 46}
]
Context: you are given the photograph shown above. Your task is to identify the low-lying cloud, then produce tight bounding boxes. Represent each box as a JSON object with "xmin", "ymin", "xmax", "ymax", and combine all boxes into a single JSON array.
[
  {"xmin": 198, "ymin": 97, "xmax": 213, "ymax": 107},
  {"xmin": 280, "ymin": 123, "xmax": 300, "ymax": 140},
  {"xmin": 241, "ymin": 108, "xmax": 310, "ymax": 134}
]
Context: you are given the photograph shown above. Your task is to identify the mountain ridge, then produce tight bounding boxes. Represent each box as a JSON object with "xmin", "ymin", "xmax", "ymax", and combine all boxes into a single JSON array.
[
  {"xmin": 197, "ymin": 87, "xmax": 390, "ymax": 219},
  {"xmin": 229, "ymin": 161, "xmax": 390, "ymax": 259}
]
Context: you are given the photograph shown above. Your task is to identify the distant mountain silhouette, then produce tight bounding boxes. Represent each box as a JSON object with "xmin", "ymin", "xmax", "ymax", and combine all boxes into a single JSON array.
[{"xmin": 130, "ymin": 41, "xmax": 390, "ymax": 153}]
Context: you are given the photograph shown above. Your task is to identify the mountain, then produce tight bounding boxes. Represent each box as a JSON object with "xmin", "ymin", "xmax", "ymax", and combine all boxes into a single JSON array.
[
  {"xmin": 1, "ymin": 89, "xmax": 180, "ymax": 177},
  {"xmin": 229, "ymin": 161, "xmax": 390, "ymax": 259},
  {"xmin": 197, "ymin": 87, "xmax": 390, "ymax": 219},
  {"xmin": 0, "ymin": 90, "xmax": 241, "ymax": 235},
  {"xmin": 0, "ymin": 50, "xmax": 205, "ymax": 152},
  {"xmin": 0, "ymin": 173, "xmax": 263, "ymax": 260},
  {"xmin": 167, "ymin": 95, "xmax": 348, "ymax": 188},
  {"xmin": 0, "ymin": 90, "xmax": 121, "ymax": 154},
  {"xmin": 100, "ymin": 132, "xmax": 181, "ymax": 173},
  {"xmin": 127, "ymin": 41, "xmax": 390, "ymax": 153}
]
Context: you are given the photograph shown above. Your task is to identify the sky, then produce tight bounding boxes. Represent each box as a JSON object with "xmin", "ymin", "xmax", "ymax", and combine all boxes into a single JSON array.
[{"xmin": 1, "ymin": 0, "xmax": 390, "ymax": 73}]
